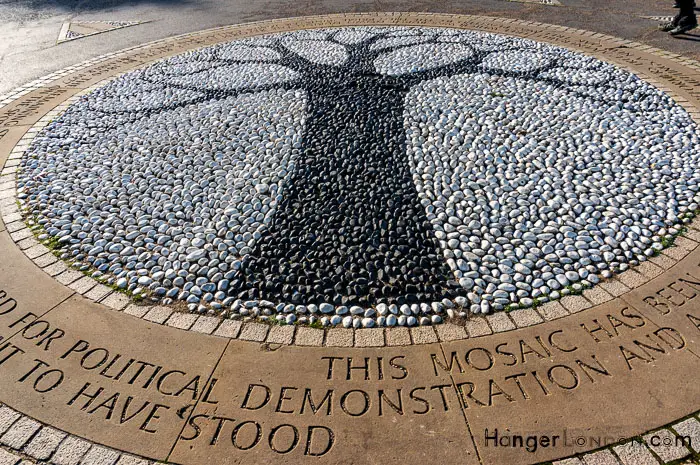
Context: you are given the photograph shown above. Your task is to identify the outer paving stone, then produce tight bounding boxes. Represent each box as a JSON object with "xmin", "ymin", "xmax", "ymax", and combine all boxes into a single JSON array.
[
  {"xmin": 67, "ymin": 276, "xmax": 96, "ymax": 294},
  {"xmin": 2, "ymin": 213, "xmax": 20, "ymax": 223},
  {"xmin": 265, "ymin": 325, "xmax": 295, "ymax": 344},
  {"xmin": 0, "ymin": 407, "xmax": 20, "ymax": 435},
  {"xmin": 672, "ymin": 417, "xmax": 700, "ymax": 453},
  {"xmin": 613, "ymin": 441, "xmax": 661, "ymax": 465},
  {"xmin": 649, "ymin": 253, "xmax": 677, "ymax": 270},
  {"xmin": 354, "ymin": 328, "xmax": 385, "ymax": 347},
  {"xmin": 43, "ymin": 261, "xmax": 67, "ymax": 277},
  {"xmin": 0, "ymin": 203, "xmax": 18, "ymax": 215},
  {"xmin": 212, "ymin": 319, "xmax": 242, "ymax": 339},
  {"xmin": 325, "ymin": 328, "xmax": 353, "ymax": 347},
  {"xmin": 0, "ymin": 416, "xmax": 41, "ymax": 449},
  {"xmin": 83, "ymin": 284, "xmax": 112, "ymax": 301},
  {"xmin": 464, "ymin": 317, "xmax": 492, "ymax": 337},
  {"xmin": 410, "ymin": 326, "xmax": 437, "ymax": 344},
  {"xmin": 674, "ymin": 236, "xmax": 697, "ymax": 251},
  {"xmin": 55, "ymin": 269, "xmax": 82, "ymax": 285},
  {"xmin": 554, "ymin": 459, "xmax": 584, "ymax": 465},
  {"xmin": 599, "ymin": 279, "xmax": 630, "ymax": 297},
  {"xmin": 636, "ymin": 261, "xmax": 664, "ymax": 279},
  {"xmin": 80, "ymin": 445, "xmax": 120, "ymax": 465},
  {"xmin": 24, "ymin": 244, "xmax": 49, "ymax": 259},
  {"xmin": 663, "ymin": 247, "xmax": 688, "ymax": 261},
  {"xmin": 583, "ymin": 287, "xmax": 614, "ymax": 305},
  {"xmin": 690, "ymin": 216, "xmax": 700, "ymax": 231},
  {"xmin": 617, "ymin": 270, "xmax": 649, "ymax": 288},
  {"xmin": 435, "ymin": 323, "xmax": 467, "ymax": 341},
  {"xmin": 9, "ymin": 229, "xmax": 31, "ymax": 242},
  {"xmin": 486, "ymin": 312, "xmax": 516, "ymax": 332},
  {"xmin": 560, "ymin": 295, "xmax": 591, "ymax": 313},
  {"xmin": 293, "ymin": 326, "xmax": 324, "ymax": 346},
  {"xmin": 385, "ymin": 327, "xmax": 411, "ymax": 346},
  {"xmin": 190, "ymin": 315, "xmax": 220, "ymax": 334},
  {"xmin": 0, "ymin": 449, "xmax": 20, "ymax": 465},
  {"xmin": 582, "ymin": 449, "xmax": 622, "ymax": 465},
  {"xmin": 17, "ymin": 237, "xmax": 39, "ymax": 250},
  {"xmin": 33, "ymin": 252, "xmax": 57, "ymax": 268},
  {"xmin": 644, "ymin": 429, "xmax": 690, "ymax": 462},
  {"xmin": 509, "ymin": 307, "xmax": 543, "ymax": 327},
  {"xmin": 100, "ymin": 292, "xmax": 130, "ymax": 311},
  {"xmin": 24, "ymin": 426, "xmax": 66, "ymax": 460},
  {"xmin": 122, "ymin": 304, "xmax": 150, "ymax": 318},
  {"xmin": 685, "ymin": 228, "xmax": 700, "ymax": 242},
  {"xmin": 238, "ymin": 322, "xmax": 270, "ymax": 342},
  {"xmin": 115, "ymin": 454, "xmax": 152, "ymax": 465},
  {"xmin": 165, "ymin": 312, "xmax": 198, "ymax": 330},
  {"xmin": 142, "ymin": 306, "xmax": 172, "ymax": 324},
  {"xmin": 536, "ymin": 300, "xmax": 570, "ymax": 321},
  {"xmin": 5, "ymin": 222, "xmax": 25, "ymax": 234},
  {"xmin": 52, "ymin": 436, "xmax": 91, "ymax": 465}
]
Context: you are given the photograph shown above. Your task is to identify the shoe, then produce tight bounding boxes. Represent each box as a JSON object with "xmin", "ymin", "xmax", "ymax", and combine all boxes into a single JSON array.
[
  {"xmin": 659, "ymin": 20, "xmax": 678, "ymax": 31},
  {"xmin": 669, "ymin": 22, "xmax": 698, "ymax": 34}
]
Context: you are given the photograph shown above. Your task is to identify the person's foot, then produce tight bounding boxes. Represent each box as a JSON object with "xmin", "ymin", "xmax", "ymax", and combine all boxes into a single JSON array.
[
  {"xmin": 673, "ymin": 1, "xmax": 697, "ymax": 7},
  {"xmin": 659, "ymin": 19, "xmax": 679, "ymax": 31},
  {"xmin": 668, "ymin": 22, "xmax": 698, "ymax": 34}
]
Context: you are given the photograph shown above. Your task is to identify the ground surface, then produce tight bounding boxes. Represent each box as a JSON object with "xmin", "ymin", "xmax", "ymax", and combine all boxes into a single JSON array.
[
  {"xmin": 0, "ymin": 0, "xmax": 699, "ymax": 95},
  {"xmin": 0, "ymin": 7, "xmax": 699, "ymax": 465}
]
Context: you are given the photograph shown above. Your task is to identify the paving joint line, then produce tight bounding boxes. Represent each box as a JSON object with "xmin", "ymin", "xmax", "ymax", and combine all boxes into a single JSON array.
[
  {"xmin": 165, "ymin": 338, "xmax": 231, "ymax": 463},
  {"xmin": 438, "ymin": 342, "xmax": 483, "ymax": 465}
]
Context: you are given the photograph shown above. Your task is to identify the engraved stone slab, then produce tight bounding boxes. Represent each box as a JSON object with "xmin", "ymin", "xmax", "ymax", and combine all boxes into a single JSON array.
[
  {"xmin": 621, "ymin": 246, "xmax": 700, "ymax": 356},
  {"xmin": 0, "ymin": 295, "xmax": 228, "ymax": 460},
  {"xmin": 0, "ymin": 232, "xmax": 73, "ymax": 340},
  {"xmin": 439, "ymin": 299, "xmax": 700, "ymax": 464},
  {"xmin": 169, "ymin": 341, "xmax": 481, "ymax": 464},
  {"xmin": 0, "ymin": 87, "xmax": 77, "ymax": 129}
]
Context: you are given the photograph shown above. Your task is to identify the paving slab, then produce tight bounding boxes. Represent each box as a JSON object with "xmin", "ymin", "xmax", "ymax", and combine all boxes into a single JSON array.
[
  {"xmin": 0, "ymin": 87, "xmax": 78, "ymax": 129},
  {"xmin": 0, "ymin": 231, "xmax": 73, "ymax": 340},
  {"xmin": 168, "ymin": 340, "xmax": 481, "ymax": 465},
  {"xmin": 24, "ymin": 426, "xmax": 66, "ymax": 460},
  {"xmin": 0, "ymin": 126, "xmax": 27, "ymax": 173},
  {"xmin": 621, "ymin": 246, "xmax": 700, "ymax": 356},
  {"xmin": 0, "ymin": 295, "xmax": 228, "ymax": 460},
  {"xmin": 440, "ymin": 298, "xmax": 700, "ymax": 464}
]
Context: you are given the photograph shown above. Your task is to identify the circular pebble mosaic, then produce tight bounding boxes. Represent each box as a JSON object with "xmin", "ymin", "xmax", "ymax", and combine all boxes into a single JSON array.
[{"xmin": 17, "ymin": 27, "xmax": 700, "ymax": 328}]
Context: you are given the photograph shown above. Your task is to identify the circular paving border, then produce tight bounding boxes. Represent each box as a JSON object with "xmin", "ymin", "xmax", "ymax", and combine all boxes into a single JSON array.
[
  {"xmin": 13, "ymin": 24, "xmax": 700, "ymax": 331},
  {"xmin": 0, "ymin": 13, "xmax": 699, "ymax": 465}
]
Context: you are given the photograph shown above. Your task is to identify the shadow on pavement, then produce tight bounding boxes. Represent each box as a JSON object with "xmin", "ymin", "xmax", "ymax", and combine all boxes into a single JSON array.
[
  {"xmin": 0, "ymin": 0, "xmax": 192, "ymax": 22},
  {"xmin": 674, "ymin": 32, "xmax": 700, "ymax": 41}
]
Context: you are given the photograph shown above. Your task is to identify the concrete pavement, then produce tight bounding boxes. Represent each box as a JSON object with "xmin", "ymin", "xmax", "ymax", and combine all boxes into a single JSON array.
[{"xmin": 0, "ymin": 0, "xmax": 698, "ymax": 95}]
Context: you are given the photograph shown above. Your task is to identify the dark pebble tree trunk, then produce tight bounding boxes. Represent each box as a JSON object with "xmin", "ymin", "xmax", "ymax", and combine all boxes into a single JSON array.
[{"xmin": 233, "ymin": 75, "xmax": 457, "ymax": 306}]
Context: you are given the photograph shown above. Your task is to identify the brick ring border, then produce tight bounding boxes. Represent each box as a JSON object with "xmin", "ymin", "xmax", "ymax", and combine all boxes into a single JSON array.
[{"xmin": 1, "ymin": 13, "xmax": 700, "ymax": 349}]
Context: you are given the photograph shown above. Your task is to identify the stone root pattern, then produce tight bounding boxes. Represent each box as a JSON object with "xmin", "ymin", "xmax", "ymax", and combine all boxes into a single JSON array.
[
  {"xmin": 3, "ymin": 86, "xmax": 700, "ymax": 346},
  {"xmin": 1, "ymin": 399, "xmax": 699, "ymax": 465},
  {"xmin": 11, "ymin": 26, "xmax": 700, "ymax": 328}
]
